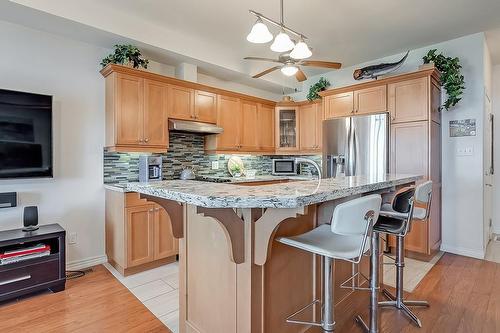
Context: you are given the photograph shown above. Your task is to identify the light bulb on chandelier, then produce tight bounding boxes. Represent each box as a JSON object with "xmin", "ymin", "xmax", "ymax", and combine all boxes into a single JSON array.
[
  {"xmin": 246, "ymin": 18, "xmax": 273, "ymax": 44},
  {"xmin": 281, "ymin": 65, "xmax": 299, "ymax": 76}
]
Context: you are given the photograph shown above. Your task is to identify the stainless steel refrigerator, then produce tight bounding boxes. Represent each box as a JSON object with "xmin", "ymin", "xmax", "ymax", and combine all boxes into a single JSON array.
[{"xmin": 323, "ymin": 113, "xmax": 389, "ymax": 178}]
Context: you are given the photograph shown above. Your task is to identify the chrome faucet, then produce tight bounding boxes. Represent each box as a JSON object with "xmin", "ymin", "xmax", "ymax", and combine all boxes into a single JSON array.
[{"xmin": 294, "ymin": 157, "xmax": 322, "ymax": 179}]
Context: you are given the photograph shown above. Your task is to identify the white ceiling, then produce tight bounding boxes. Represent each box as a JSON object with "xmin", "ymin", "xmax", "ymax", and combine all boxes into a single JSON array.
[{"xmin": 5, "ymin": 0, "xmax": 500, "ymax": 93}]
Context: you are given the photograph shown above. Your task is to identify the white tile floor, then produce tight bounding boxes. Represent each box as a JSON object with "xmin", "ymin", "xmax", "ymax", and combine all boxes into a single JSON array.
[
  {"xmin": 103, "ymin": 262, "xmax": 180, "ymax": 333},
  {"xmin": 485, "ymin": 234, "xmax": 500, "ymax": 264},
  {"xmin": 382, "ymin": 251, "xmax": 444, "ymax": 292}
]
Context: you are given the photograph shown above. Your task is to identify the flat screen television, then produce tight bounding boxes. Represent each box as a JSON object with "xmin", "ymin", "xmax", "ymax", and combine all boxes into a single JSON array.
[{"xmin": 0, "ymin": 89, "xmax": 53, "ymax": 179}]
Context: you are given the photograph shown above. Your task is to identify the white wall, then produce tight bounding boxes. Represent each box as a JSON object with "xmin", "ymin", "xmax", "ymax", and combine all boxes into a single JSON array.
[
  {"xmin": 0, "ymin": 20, "xmax": 109, "ymax": 268},
  {"xmin": 293, "ymin": 33, "xmax": 487, "ymax": 258},
  {"xmin": 492, "ymin": 65, "xmax": 500, "ymax": 234}
]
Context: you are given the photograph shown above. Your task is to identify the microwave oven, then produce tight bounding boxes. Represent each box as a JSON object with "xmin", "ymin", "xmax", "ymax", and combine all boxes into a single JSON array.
[{"xmin": 272, "ymin": 159, "xmax": 297, "ymax": 175}]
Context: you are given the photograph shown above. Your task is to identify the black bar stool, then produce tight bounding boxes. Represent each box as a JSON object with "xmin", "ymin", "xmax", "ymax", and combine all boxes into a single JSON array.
[{"xmin": 375, "ymin": 182, "xmax": 432, "ymax": 327}]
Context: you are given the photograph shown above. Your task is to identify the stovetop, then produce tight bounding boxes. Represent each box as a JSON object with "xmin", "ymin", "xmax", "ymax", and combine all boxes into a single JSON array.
[{"xmin": 194, "ymin": 175, "xmax": 232, "ymax": 183}]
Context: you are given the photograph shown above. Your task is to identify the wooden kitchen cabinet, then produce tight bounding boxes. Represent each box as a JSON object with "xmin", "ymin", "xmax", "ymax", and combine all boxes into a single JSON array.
[
  {"xmin": 126, "ymin": 205, "xmax": 155, "ymax": 267},
  {"xmin": 257, "ymin": 103, "xmax": 275, "ymax": 152},
  {"xmin": 102, "ymin": 69, "xmax": 169, "ymax": 152},
  {"xmin": 275, "ymin": 106, "xmax": 299, "ymax": 152},
  {"xmin": 388, "ymin": 77, "xmax": 428, "ymax": 123},
  {"xmin": 240, "ymin": 100, "xmax": 259, "ymax": 151},
  {"xmin": 354, "ymin": 85, "xmax": 387, "ymax": 114},
  {"xmin": 102, "ymin": 64, "xmax": 277, "ymax": 154},
  {"xmin": 144, "ymin": 79, "xmax": 169, "ymax": 147},
  {"xmin": 106, "ymin": 191, "xmax": 178, "ymax": 276},
  {"xmin": 168, "ymin": 88, "xmax": 216, "ymax": 123},
  {"xmin": 299, "ymin": 102, "xmax": 322, "ymax": 152},
  {"xmin": 390, "ymin": 121, "xmax": 429, "ymax": 178},
  {"xmin": 206, "ymin": 96, "xmax": 276, "ymax": 153},
  {"xmin": 114, "ymin": 73, "xmax": 144, "ymax": 146},
  {"xmin": 206, "ymin": 94, "xmax": 241, "ymax": 151},
  {"xmin": 169, "ymin": 85, "xmax": 195, "ymax": 121},
  {"xmin": 195, "ymin": 90, "xmax": 217, "ymax": 123},
  {"xmin": 324, "ymin": 92, "xmax": 354, "ymax": 119},
  {"xmin": 390, "ymin": 120, "xmax": 441, "ymax": 256}
]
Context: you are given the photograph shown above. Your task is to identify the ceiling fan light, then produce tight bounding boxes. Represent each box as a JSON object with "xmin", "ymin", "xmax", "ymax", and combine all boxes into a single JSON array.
[
  {"xmin": 246, "ymin": 19, "xmax": 273, "ymax": 43},
  {"xmin": 281, "ymin": 65, "xmax": 299, "ymax": 76},
  {"xmin": 270, "ymin": 31, "xmax": 295, "ymax": 52},
  {"xmin": 290, "ymin": 40, "xmax": 312, "ymax": 59}
]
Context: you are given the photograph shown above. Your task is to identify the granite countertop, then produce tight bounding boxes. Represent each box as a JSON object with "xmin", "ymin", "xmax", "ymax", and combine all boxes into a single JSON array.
[
  {"xmin": 103, "ymin": 175, "xmax": 315, "ymax": 192},
  {"xmin": 126, "ymin": 174, "xmax": 421, "ymax": 209},
  {"xmin": 196, "ymin": 174, "xmax": 314, "ymax": 183},
  {"xmin": 104, "ymin": 183, "xmax": 130, "ymax": 192}
]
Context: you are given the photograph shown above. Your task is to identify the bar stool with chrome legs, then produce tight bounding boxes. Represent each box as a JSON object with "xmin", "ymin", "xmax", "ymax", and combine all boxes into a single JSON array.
[
  {"xmin": 375, "ymin": 181, "xmax": 433, "ymax": 328},
  {"xmin": 276, "ymin": 194, "xmax": 382, "ymax": 332}
]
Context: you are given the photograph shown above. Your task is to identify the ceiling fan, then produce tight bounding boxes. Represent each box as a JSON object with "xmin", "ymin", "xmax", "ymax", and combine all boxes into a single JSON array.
[{"xmin": 244, "ymin": 53, "xmax": 342, "ymax": 82}]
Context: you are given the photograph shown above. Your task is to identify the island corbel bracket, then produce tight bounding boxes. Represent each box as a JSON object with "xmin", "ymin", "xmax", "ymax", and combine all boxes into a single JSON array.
[
  {"xmin": 139, "ymin": 194, "xmax": 184, "ymax": 238},
  {"xmin": 196, "ymin": 207, "xmax": 245, "ymax": 264},
  {"xmin": 254, "ymin": 207, "xmax": 305, "ymax": 266}
]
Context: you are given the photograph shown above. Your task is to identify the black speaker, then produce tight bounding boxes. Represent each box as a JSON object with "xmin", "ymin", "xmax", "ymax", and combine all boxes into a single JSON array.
[{"xmin": 23, "ymin": 206, "xmax": 39, "ymax": 232}]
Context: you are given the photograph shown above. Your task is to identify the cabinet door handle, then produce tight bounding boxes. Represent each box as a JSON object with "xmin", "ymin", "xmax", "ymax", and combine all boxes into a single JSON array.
[
  {"xmin": 144, "ymin": 138, "xmax": 149, "ymax": 143},
  {"xmin": 0, "ymin": 275, "xmax": 31, "ymax": 286}
]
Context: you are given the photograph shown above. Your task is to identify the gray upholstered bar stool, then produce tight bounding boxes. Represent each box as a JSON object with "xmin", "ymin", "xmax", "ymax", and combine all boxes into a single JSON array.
[
  {"xmin": 375, "ymin": 181, "xmax": 433, "ymax": 328},
  {"xmin": 277, "ymin": 194, "xmax": 382, "ymax": 332}
]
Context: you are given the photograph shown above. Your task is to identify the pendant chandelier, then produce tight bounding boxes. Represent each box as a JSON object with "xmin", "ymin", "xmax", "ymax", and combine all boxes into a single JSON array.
[{"xmin": 246, "ymin": 0, "xmax": 312, "ymax": 60}]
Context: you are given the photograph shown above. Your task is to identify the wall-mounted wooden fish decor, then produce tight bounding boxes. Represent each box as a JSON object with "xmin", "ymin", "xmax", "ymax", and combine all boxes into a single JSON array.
[{"xmin": 353, "ymin": 51, "xmax": 409, "ymax": 80}]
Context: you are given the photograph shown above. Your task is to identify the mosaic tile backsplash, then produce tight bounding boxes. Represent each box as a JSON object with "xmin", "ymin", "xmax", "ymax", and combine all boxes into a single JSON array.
[{"xmin": 104, "ymin": 132, "xmax": 321, "ymax": 184}]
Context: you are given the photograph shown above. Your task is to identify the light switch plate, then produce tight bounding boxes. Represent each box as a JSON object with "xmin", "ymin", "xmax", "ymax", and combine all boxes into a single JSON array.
[{"xmin": 211, "ymin": 161, "xmax": 219, "ymax": 170}]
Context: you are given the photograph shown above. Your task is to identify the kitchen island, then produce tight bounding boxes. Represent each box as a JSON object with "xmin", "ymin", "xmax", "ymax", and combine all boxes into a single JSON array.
[{"xmin": 127, "ymin": 174, "xmax": 420, "ymax": 333}]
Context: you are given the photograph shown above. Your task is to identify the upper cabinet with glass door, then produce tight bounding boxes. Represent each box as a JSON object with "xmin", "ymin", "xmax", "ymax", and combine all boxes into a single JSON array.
[{"xmin": 275, "ymin": 106, "xmax": 299, "ymax": 152}]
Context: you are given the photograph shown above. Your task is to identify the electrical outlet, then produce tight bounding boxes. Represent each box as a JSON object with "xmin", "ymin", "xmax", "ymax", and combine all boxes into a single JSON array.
[
  {"xmin": 212, "ymin": 161, "xmax": 219, "ymax": 170},
  {"xmin": 69, "ymin": 232, "xmax": 77, "ymax": 245},
  {"xmin": 456, "ymin": 147, "xmax": 473, "ymax": 156}
]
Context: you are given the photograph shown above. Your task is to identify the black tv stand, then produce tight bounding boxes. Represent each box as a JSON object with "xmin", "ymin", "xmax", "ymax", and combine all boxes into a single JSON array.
[{"xmin": 0, "ymin": 224, "xmax": 66, "ymax": 302}]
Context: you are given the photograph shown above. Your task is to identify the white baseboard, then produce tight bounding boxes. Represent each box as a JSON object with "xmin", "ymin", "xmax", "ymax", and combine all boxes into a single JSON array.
[
  {"xmin": 66, "ymin": 255, "xmax": 108, "ymax": 271},
  {"xmin": 440, "ymin": 244, "xmax": 485, "ymax": 259}
]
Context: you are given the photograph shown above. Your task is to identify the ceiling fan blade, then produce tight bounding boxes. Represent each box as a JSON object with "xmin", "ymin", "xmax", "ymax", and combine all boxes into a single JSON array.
[
  {"xmin": 252, "ymin": 66, "xmax": 281, "ymax": 78},
  {"xmin": 244, "ymin": 57, "xmax": 282, "ymax": 63},
  {"xmin": 295, "ymin": 68, "xmax": 307, "ymax": 82},
  {"xmin": 301, "ymin": 60, "xmax": 342, "ymax": 69}
]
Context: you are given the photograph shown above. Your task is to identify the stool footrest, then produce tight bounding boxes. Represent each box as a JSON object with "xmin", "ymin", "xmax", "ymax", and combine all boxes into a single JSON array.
[
  {"xmin": 340, "ymin": 271, "xmax": 371, "ymax": 291},
  {"xmin": 285, "ymin": 299, "xmax": 326, "ymax": 328}
]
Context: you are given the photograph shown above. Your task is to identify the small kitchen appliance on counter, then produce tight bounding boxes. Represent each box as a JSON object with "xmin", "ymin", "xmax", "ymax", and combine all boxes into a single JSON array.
[
  {"xmin": 180, "ymin": 168, "xmax": 196, "ymax": 180},
  {"xmin": 272, "ymin": 158, "xmax": 297, "ymax": 176},
  {"xmin": 139, "ymin": 155, "xmax": 162, "ymax": 182}
]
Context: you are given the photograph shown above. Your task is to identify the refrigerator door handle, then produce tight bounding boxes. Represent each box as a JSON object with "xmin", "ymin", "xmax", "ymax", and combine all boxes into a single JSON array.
[
  {"xmin": 351, "ymin": 125, "xmax": 358, "ymax": 175},
  {"xmin": 345, "ymin": 120, "xmax": 351, "ymax": 176},
  {"xmin": 346, "ymin": 119, "xmax": 356, "ymax": 176}
]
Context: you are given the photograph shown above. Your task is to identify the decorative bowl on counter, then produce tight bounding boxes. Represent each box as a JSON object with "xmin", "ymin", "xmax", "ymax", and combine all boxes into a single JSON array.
[{"xmin": 227, "ymin": 156, "xmax": 245, "ymax": 177}]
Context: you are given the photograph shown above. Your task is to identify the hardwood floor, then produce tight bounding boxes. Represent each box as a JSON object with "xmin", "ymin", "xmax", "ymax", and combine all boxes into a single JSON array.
[
  {"xmin": 0, "ymin": 254, "xmax": 498, "ymax": 332},
  {"xmin": 0, "ymin": 265, "xmax": 170, "ymax": 333}
]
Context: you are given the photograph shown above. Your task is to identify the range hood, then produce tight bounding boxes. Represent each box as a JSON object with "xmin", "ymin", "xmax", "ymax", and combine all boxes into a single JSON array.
[{"xmin": 168, "ymin": 119, "xmax": 223, "ymax": 135}]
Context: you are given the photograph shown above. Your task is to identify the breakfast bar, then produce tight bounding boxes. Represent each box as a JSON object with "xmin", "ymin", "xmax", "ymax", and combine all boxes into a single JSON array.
[{"xmin": 127, "ymin": 174, "xmax": 420, "ymax": 333}]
